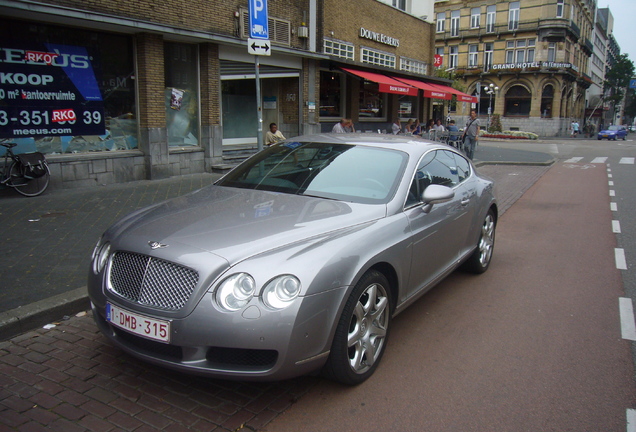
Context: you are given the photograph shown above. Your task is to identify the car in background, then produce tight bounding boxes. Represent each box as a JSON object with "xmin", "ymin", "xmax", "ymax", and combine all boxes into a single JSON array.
[
  {"xmin": 598, "ymin": 125, "xmax": 627, "ymax": 140},
  {"xmin": 87, "ymin": 134, "xmax": 497, "ymax": 385}
]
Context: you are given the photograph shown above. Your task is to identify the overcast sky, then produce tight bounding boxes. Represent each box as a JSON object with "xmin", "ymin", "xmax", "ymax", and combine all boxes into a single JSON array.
[{"xmin": 600, "ymin": 0, "xmax": 635, "ymax": 63}]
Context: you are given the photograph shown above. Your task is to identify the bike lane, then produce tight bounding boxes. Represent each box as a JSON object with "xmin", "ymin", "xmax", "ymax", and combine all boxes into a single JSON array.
[{"xmin": 266, "ymin": 162, "xmax": 636, "ymax": 431}]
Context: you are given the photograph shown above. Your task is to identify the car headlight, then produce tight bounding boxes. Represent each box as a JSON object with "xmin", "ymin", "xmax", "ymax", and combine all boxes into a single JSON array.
[
  {"xmin": 92, "ymin": 241, "xmax": 111, "ymax": 275},
  {"xmin": 215, "ymin": 273, "xmax": 256, "ymax": 312},
  {"xmin": 262, "ymin": 275, "xmax": 301, "ymax": 310}
]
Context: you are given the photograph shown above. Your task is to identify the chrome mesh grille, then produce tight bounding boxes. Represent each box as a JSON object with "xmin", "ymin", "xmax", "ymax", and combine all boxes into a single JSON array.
[{"xmin": 109, "ymin": 252, "xmax": 199, "ymax": 310}]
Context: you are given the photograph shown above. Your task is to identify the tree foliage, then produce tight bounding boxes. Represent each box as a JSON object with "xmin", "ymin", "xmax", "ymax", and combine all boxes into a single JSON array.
[{"xmin": 604, "ymin": 54, "xmax": 635, "ymax": 106}]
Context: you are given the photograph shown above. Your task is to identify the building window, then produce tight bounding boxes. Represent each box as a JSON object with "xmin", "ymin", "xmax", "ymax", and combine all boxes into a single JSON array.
[
  {"xmin": 548, "ymin": 42, "xmax": 556, "ymax": 62},
  {"xmin": 505, "ymin": 85, "xmax": 531, "ymax": 116},
  {"xmin": 508, "ymin": 1, "xmax": 520, "ymax": 31},
  {"xmin": 0, "ymin": 19, "xmax": 137, "ymax": 155},
  {"xmin": 449, "ymin": 46, "xmax": 458, "ymax": 69},
  {"xmin": 468, "ymin": 44, "xmax": 479, "ymax": 67},
  {"xmin": 506, "ymin": 39, "xmax": 535, "ymax": 63},
  {"xmin": 358, "ymin": 81, "xmax": 386, "ymax": 120},
  {"xmin": 471, "ymin": 8, "xmax": 481, "ymax": 28},
  {"xmin": 437, "ymin": 12, "xmax": 446, "ymax": 33},
  {"xmin": 484, "ymin": 42, "xmax": 494, "ymax": 70},
  {"xmin": 400, "ymin": 57, "xmax": 428, "ymax": 75},
  {"xmin": 319, "ymin": 70, "xmax": 343, "ymax": 118},
  {"xmin": 486, "ymin": 5, "xmax": 496, "ymax": 33},
  {"xmin": 393, "ymin": 0, "xmax": 406, "ymax": 11},
  {"xmin": 556, "ymin": 0, "xmax": 564, "ymax": 18},
  {"xmin": 324, "ymin": 38, "xmax": 354, "ymax": 60},
  {"xmin": 361, "ymin": 47, "xmax": 396, "ymax": 68},
  {"xmin": 541, "ymin": 85, "xmax": 554, "ymax": 118},
  {"xmin": 165, "ymin": 42, "xmax": 199, "ymax": 147},
  {"xmin": 450, "ymin": 10, "xmax": 460, "ymax": 37}
]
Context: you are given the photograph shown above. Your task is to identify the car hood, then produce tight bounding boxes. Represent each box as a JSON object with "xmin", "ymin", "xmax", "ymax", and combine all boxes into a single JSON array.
[
  {"xmin": 600, "ymin": 129, "xmax": 617, "ymax": 133},
  {"xmin": 107, "ymin": 185, "xmax": 386, "ymax": 265}
]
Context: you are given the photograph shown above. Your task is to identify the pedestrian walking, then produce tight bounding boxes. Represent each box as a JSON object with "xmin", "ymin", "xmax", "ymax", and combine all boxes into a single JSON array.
[{"xmin": 462, "ymin": 109, "xmax": 480, "ymax": 159}]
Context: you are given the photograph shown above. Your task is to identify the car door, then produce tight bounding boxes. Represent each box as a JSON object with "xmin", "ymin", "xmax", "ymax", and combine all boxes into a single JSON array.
[{"xmin": 403, "ymin": 150, "xmax": 471, "ymax": 299}]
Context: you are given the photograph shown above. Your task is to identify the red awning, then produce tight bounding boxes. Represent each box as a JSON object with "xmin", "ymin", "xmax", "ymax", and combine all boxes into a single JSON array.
[
  {"xmin": 341, "ymin": 68, "xmax": 418, "ymax": 96},
  {"xmin": 428, "ymin": 83, "xmax": 478, "ymax": 103},
  {"xmin": 394, "ymin": 77, "xmax": 452, "ymax": 100}
]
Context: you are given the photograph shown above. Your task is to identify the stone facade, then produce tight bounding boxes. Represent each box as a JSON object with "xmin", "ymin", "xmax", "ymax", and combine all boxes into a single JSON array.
[{"xmin": 435, "ymin": 0, "xmax": 595, "ymax": 137}]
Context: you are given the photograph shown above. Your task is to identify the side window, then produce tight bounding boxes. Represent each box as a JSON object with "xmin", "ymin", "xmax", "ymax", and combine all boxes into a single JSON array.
[
  {"xmin": 429, "ymin": 151, "xmax": 459, "ymax": 186},
  {"xmin": 406, "ymin": 151, "xmax": 460, "ymax": 207},
  {"xmin": 449, "ymin": 151, "xmax": 471, "ymax": 182}
]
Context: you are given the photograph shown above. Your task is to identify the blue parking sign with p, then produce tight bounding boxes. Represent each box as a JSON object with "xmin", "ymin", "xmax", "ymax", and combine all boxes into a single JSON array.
[{"xmin": 249, "ymin": 0, "xmax": 269, "ymax": 40}]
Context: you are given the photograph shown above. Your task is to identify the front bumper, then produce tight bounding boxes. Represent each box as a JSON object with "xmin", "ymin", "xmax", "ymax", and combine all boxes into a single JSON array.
[{"xmin": 90, "ymin": 286, "xmax": 348, "ymax": 381}]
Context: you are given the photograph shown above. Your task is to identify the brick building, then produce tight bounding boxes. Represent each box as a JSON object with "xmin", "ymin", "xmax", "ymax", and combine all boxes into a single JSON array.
[
  {"xmin": 0, "ymin": 0, "xmax": 324, "ymax": 188},
  {"xmin": 0, "ymin": 0, "xmax": 460, "ymax": 189},
  {"xmin": 434, "ymin": 0, "xmax": 595, "ymax": 136}
]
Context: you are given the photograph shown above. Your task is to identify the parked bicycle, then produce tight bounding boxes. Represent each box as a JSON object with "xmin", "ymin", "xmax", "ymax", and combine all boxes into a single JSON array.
[{"xmin": 0, "ymin": 141, "xmax": 50, "ymax": 197}]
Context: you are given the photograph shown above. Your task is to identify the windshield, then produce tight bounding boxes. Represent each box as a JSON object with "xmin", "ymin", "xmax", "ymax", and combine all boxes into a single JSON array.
[
  {"xmin": 608, "ymin": 125, "xmax": 622, "ymax": 131},
  {"xmin": 217, "ymin": 142, "xmax": 408, "ymax": 204}
]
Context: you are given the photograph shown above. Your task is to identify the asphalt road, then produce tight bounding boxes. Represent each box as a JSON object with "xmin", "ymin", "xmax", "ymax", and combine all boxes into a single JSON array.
[{"xmin": 266, "ymin": 156, "xmax": 636, "ymax": 431}]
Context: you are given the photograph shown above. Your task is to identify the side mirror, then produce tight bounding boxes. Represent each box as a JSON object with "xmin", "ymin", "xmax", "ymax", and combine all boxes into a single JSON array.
[{"xmin": 421, "ymin": 184, "xmax": 454, "ymax": 213}]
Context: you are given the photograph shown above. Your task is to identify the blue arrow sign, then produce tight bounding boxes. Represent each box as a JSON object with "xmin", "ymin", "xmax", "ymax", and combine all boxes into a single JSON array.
[
  {"xmin": 630, "ymin": 79, "xmax": 636, "ymax": 89},
  {"xmin": 249, "ymin": 0, "xmax": 269, "ymax": 40}
]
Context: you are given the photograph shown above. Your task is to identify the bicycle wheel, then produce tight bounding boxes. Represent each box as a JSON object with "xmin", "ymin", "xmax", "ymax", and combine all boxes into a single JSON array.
[{"xmin": 9, "ymin": 161, "xmax": 50, "ymax": 197}]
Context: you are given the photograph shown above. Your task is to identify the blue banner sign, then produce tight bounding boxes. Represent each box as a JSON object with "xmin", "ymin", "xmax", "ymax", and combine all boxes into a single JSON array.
[
  {"xmin": 249, "ymin": 0, "xmax": 269, "ymax": 40},
  {"xmin": 0, "ymin": 43, "xmax": 105, "ymax": 138}
]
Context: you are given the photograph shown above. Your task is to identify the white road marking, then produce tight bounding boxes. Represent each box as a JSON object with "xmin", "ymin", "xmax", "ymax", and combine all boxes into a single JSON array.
[
  {"xmin": 608, "ymin": 174, "xmax": 613, "ymax": 178},
  {"xmin": 549, "ymin": 144, "xmax": 559, "ymax": 154},
  {"xmin": 616, "ymin": 248, "xmax": 627, "ymax": 270},
  {"xmin": 620, "ymin": 157, "xmax": 635, "ymax": 164},
  {"xmin": 619, "ymin": 298, "xmax": 636, "ymax": 341},
  {"xmin": 591, "ymin": 157, "xmax": 608, "ymax": 163},
  {"xmin": 613, "ymin": 220, "xmax": 621, "ymax": 233},
  {"xmin": 611, "ymin": 202, "xmax": 618, "ymax": 211},
  {"xmin": 564, "ymin": 157, "xmax": 584, "ymax": 163},
  {"xmin": 610, "ymin": 190, "xmax": 616, "ymax": 197},
  {"xmin": 609, "ymin": 181, "xmax": 614, "ymax": 186}
]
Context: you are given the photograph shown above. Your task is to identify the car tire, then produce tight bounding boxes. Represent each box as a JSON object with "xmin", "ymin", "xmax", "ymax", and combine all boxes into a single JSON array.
[
  {"xmin": 323, "ymin": 270, "xmax": 392, "ymax": 385},
  {"xmin": 597, "ymin": 137, "xmax": 601, "ymax": 140},
  {"xmin": 462, "ymin": 209, "xmax": 496, "ymax": 274}
]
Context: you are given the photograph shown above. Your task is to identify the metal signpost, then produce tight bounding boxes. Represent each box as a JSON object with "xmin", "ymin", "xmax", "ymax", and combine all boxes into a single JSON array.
[{"xmin": 249, "ymin": 0, "xmax": 269, "ymax": 151}]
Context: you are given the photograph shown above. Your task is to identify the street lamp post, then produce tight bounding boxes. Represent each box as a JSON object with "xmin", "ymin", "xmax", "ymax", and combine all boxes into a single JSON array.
[{"xmin": 486, "ymin": 83, "xmax": 499, "ymax": 132}]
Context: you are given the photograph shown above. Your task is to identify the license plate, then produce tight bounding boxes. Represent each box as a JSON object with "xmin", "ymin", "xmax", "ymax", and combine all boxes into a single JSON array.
[
  {"xmin": 602, "ymin": 134, "xmax": 608, "ymax": 137},
  {"xmin": 106, "ymin": 303, "xmax": 170, "ymax": 343}
]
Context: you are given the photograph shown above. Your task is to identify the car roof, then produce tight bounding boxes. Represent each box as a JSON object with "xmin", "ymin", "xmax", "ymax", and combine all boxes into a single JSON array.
[{"xmin": 283, "ymin": 133, "xmax": 447, "ymax": 156}]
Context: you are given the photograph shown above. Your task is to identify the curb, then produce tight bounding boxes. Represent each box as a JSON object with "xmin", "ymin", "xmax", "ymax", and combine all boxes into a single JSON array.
[{"xmin": 0, "ymin": 287, "xmax": 90, "ymax": 341}]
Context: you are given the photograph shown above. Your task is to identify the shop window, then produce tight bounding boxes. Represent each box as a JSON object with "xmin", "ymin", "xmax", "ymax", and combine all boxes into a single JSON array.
[
  {"xmin": 164, "ymin": 43, "xmax": 199, "ymax": 147},
  {"xmin": 0, "ymin": 19, "xmax": 136, "ymax": 155},
  {"xmin": 504, "ymin": 85, "xmax": 531, "ymax": 117},
  {"xmin": 398, "ymin": 95, "xmax": 417, "ymax": 120},
  {"xmin": 358, "ymin": 81, "xmax": 386, "ymax": 120},
  {"xmin": 222, "ymin": 79, "xmax": 257, "ymax": 141},
  {"xmin": 541, "ymin": 85, "xmax": 554, "ymax": 118},
  {"xmin": 319, "ymin": 71, "xmax": 344, "ymax": 118}
]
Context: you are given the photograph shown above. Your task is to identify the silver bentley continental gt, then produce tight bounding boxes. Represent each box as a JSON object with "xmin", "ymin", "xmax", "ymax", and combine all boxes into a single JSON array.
[{"xmin": 88, "ymin": 134, "xmax": 497, "ymax": 385}]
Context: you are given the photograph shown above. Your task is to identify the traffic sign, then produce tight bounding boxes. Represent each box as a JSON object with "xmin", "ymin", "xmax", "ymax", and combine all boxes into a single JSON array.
[
  {"xmin": 249, "ymin": 0, "xmax": 269, "ymax": 39},
  {"xmin": 248, "ymin": 38, "xmax": 271, "ymax": 56},
  {"xmin": 630, "ymin": 78, "xmax": 636, "ymax": 89}
]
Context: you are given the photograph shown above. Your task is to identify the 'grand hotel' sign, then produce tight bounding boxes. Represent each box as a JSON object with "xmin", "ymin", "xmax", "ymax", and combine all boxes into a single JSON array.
[{"xmin": 489, "ymin": 62, "xmax": 579, "ymax": 72}]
